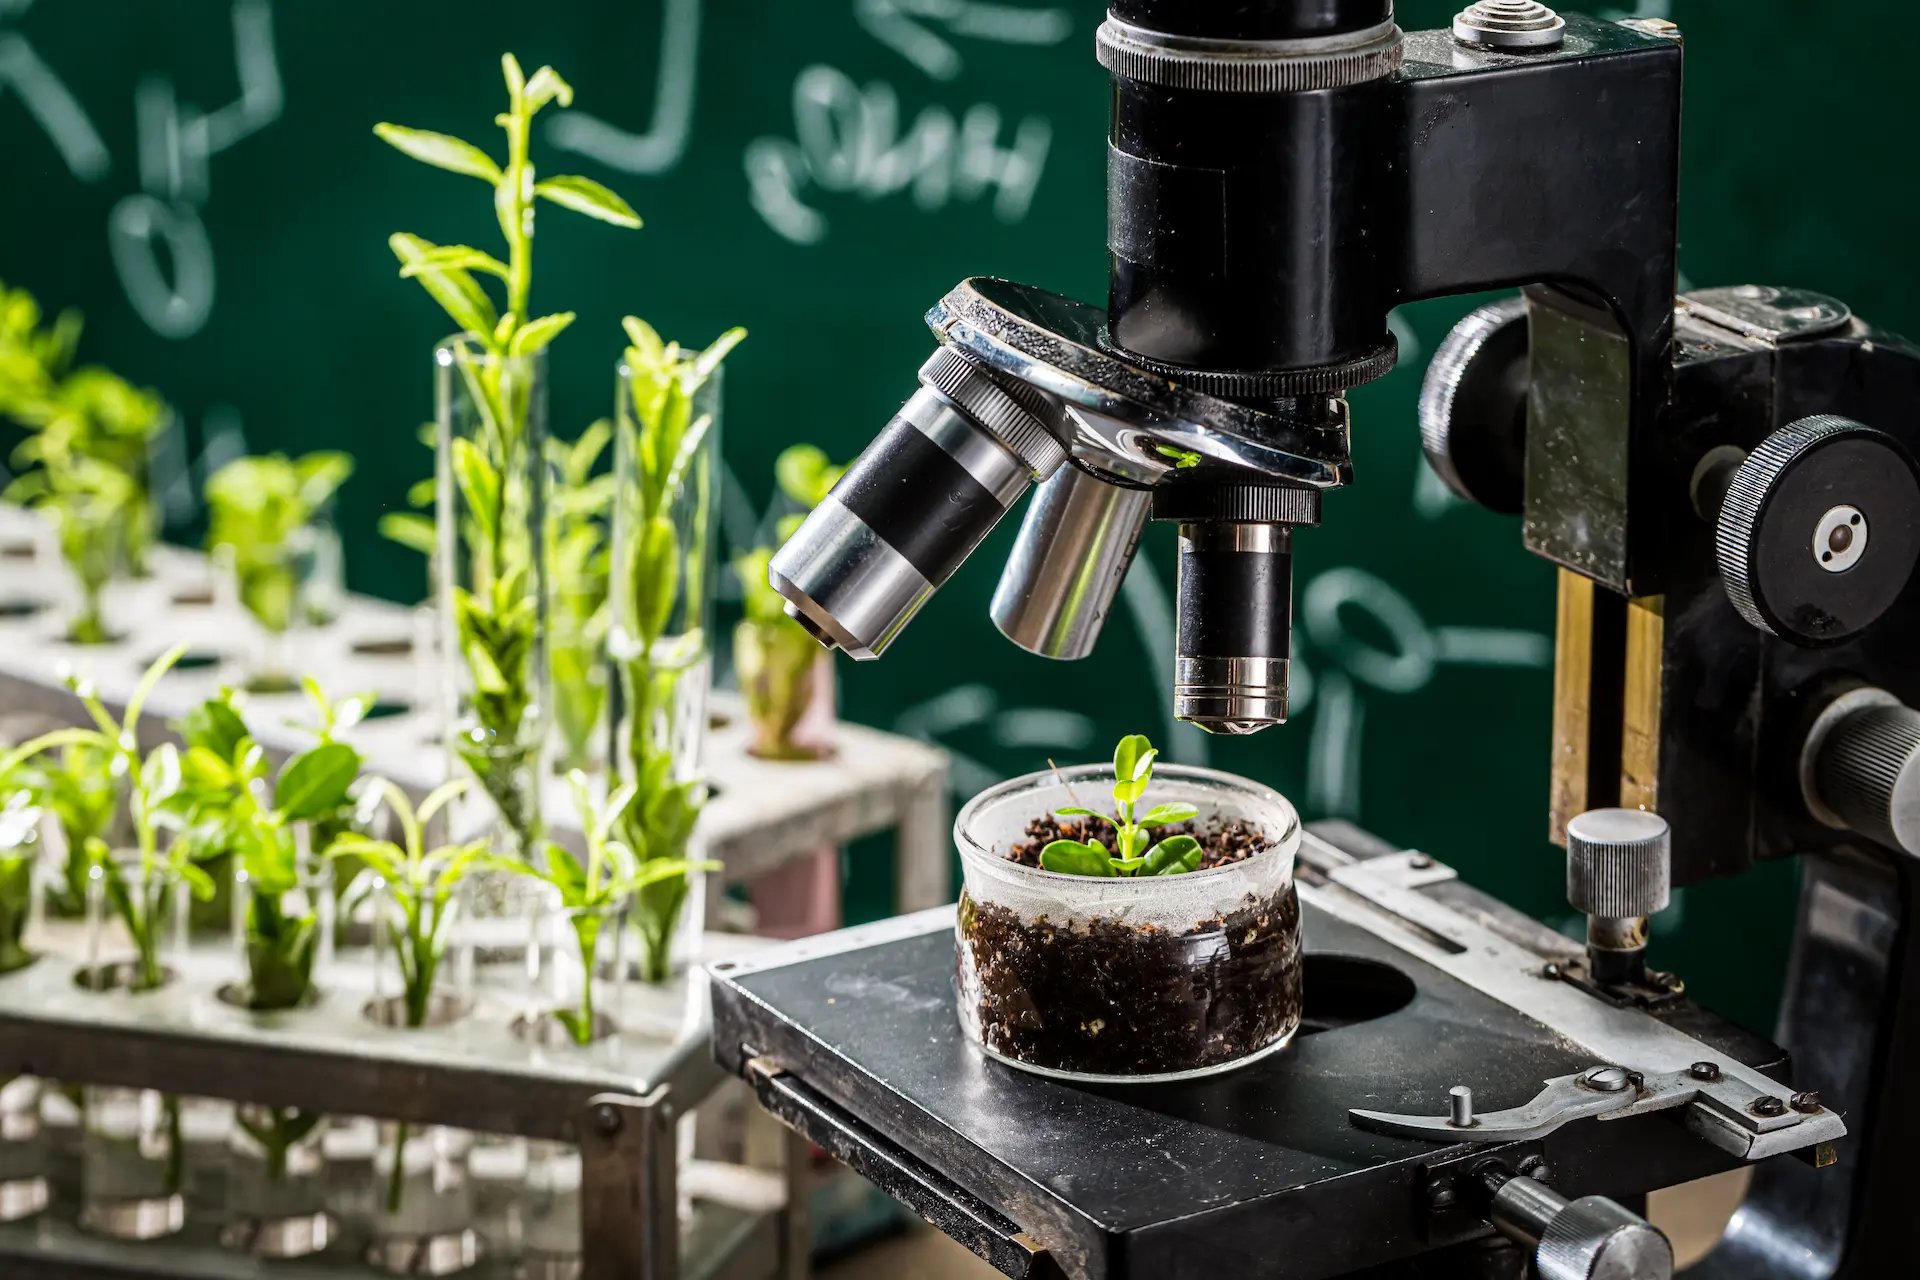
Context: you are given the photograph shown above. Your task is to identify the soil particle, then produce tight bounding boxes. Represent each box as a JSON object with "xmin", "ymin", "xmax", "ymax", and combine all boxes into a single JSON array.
[{"xmin": 1007, "ymin": 816, "xmax": 1271, "ymax": 870}]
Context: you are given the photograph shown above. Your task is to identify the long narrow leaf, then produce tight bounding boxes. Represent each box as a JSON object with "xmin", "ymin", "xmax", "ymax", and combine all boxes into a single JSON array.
[
  {"xmin": 373, "ymin": 125, "xmax": 502, "ymax": 184},
  {"xmin": 533, "ymin": 176, "xmax": 641, "ymax": 228}
]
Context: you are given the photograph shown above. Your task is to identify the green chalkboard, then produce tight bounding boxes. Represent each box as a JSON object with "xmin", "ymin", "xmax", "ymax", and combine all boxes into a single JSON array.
[{"xmin": 3, "ymin": 0, "xmax": 1912, "ymax": 1032}]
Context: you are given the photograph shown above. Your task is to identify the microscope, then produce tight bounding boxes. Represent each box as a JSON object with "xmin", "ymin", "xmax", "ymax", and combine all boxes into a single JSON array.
[{"xmin": 713, "ymin": 5, "xmax": 1920, "ymax": 1277}]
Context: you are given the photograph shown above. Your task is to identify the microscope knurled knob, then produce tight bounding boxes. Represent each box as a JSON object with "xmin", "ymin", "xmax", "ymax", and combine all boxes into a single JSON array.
[
  {"xmin": 1715, "ymin": 415, "xmax": 1920, "ymax": 647},
  {"xmin": 1566, "ymin": 809, "xmax": 1671, "ymax": 919},
  {"xmin": 1813, "ymin": 698, "xmax": 1920, "ymax": 856},
  {"xmin": 1419, "ymin": 297, "xmax": 1529, "ymax": 515},
  {"xmin": 1534, "ymin": 1195, "xmax": 1675, "ymax": 1280},
  {"xmin": 919, "ymin": 346, "xmax": 1069, "ymax": 480}
]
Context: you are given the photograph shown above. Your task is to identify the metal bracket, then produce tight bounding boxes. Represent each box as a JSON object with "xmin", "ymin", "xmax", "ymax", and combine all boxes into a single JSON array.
[
  {"xmin": 1356, "ymin": 1065, "xmax": 1646, "ymax": 1143},
  {"xmin": 579, "ymin": 1088, "xmax": 678, "ymax": 1280},
  {"xmin": 1352, "ymin": 1060, "xmax": 1847, "ymax": 1163},
  {"xmin": 1316, "ymin": 852, "xmax": 1849, "ymax": 1164}
]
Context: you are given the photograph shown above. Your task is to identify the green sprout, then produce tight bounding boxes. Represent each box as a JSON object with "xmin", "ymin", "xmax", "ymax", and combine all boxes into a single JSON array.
[
  {"xmin": 1039, "ymin": 734, "xmax": 1204, "ymax": 878},
  {"xmin": 0, "ymin": 725, "xmax": 118, "ymax": 971},
  {"xmin": 615, "ymin": 318, "xmax": 744, "ymax": 981},
  {"xmin": 378, "ymin": 55, "xmax": 641, "ymax": 858},
  {"xmin": 326, "ymin": 779, "xmax": 486, "ymax": 1030},
  {"xmin": 324, "ymin": 778, "xmax": 484, "ymax": 1215},
  {"xmin": 0, "ymin": 282, "xmax": 167, "ymax": 638},
  {"xmin": 170, "ymin": 688, "xmax": 361, "ymax": 1010},
  {"xmin": 205, "ymin": 452, "xmax": 353, "ymax": 644},
  {"xmin": 21, "ymin": 735, "xmax": 120, "ymax": 917},
  {"xmin": 56, "ymin": 646, "xmax": 218, "ymax": 987},
  {"xmin": 733, "ymin": 445, "xmax": 845, "ymax": 759},
  {"xmin": 490, "ymin": 771, "xmax": 718, "ymax": 1044},
  {"xmin": 546, "ymin": 421, "xmax": 615, "ymax": 774}
]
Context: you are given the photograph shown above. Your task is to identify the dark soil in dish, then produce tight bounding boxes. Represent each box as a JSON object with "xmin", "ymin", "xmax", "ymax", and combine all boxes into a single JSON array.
[{"xmin": 960, "ymin": 817, "xmax": 1301, "ymax": 1076}]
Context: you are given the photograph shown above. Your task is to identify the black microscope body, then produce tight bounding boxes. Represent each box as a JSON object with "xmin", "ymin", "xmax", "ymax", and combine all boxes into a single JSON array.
[{"xmin": 728, "ymin": 5, "xmax": 1920, "ymax": 1277}]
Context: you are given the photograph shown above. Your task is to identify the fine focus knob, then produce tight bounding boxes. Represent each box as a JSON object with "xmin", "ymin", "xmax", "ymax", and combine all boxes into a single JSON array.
[
  {"xmin": 1418, "ymin": 298, "xmax": 1530, "ymax": 515},
  {"xmin": 1489, "ymin": 1174, "xmax": 1674, "ymax": 1280},
  {"xmin": 1566, "ymin": 809, "xmax": 1672, "ymax": 919},
  {"xmin": 1715, "ymin": 415, "xmax": 1920, "ymax": 647},
  {"xmin": 1803, "ymin": 688, "xmax": 1920, "ymax": 856}
]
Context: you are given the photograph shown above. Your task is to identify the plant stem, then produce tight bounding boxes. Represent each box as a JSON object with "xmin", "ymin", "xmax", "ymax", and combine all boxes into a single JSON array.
[
  {"xmin": 162, "ymin": 1095, "xmax": 183, "ymax": 1195},
  {"xmin": 502, "ymin": 83, "xmax": 532, "ymax": 327},
  {"xmin": 386, "ymin": 1122, "xmax": 409, "ymax": 1215}
]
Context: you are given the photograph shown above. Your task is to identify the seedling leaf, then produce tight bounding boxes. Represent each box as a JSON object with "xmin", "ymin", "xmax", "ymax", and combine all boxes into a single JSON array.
[
  {"xmin": 534, "ymin": 176, "xmax": 642, "ymax": 228},
  {"xmin": 373, "ymin": 125, "xmax": 502, "ymax": 184},
  {"xmin": 1040, "ymin": 841, "xmax": 1115, "ymax": 877}
]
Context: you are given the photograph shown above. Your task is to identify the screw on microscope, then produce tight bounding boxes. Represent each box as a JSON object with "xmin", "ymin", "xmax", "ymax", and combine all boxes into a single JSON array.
[
  {"xmin": 1541, "ymin": 962, "xmax": 1563, "ymax": 979},
  {"xmin": 1516, "ymin": 1155, "xmax": 1552, "ymax": 1183},
  {"xmin": 1690, "ymin": 1062, "xmax": 1721, "ymax": 1081},
  {"xmin": 1583, "ymin": 1066, "xmax": 1631, "ymax": 1093},
  {"xmin": 1410, "ymin": 853, "xmax": 1436, "ymax": 870},
  {"xmin": 1751, "ymin": 1096, "xmax": 1788, "ymax": 1118},
  {"xmin": 1454, "ymin": 1, "xmax": 1567, "ymax": 50},
  {"xmin": 1791, "ymin": 1092, "xmax": 1824, "ymax": 1114},
  {"xmin": 594, "ymin": 1103, "xmax": 622, "ymax": 1135},
  {"xmin": 1426, "ymin": 1181, "xmax": 1459, "ymax": 1212}
]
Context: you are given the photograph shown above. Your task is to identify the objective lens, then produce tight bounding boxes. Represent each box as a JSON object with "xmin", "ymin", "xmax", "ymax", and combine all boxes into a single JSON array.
[
  {"xmin": 770, "ymin": 346, "xmax": 1067, "ymax": 660},
  {"xmin": 991, "ymin": 464, "xmax": 1151, "ymax": 661},
  {"xmin": 1174, "ymin": 522, "xmax": 1293, "ymax": 733}
]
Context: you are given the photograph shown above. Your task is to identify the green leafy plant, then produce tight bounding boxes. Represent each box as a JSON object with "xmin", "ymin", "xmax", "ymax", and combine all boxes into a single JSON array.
[
  {"xmin": 378, "ymin": 56, "xmax": 640, "ymax": 857},
  {"xmin": 205, "ymin": 451, "xmax": 353, "ymax": 638},
  {"xmin": 734, "ymin": 445, "xmax": 846, "ymax": 760},
  {"xmin": 324, "ymin": 778, "xmax": 484, "ymax": 1214},
  {"xmin": 55, "ymin": 646, "xmax": 217, "ymax": 987},
  {"xmin": 161, "ymin": 683, "xmax": 367, "ymax": 936},
  {"xmin": 547, "ymin": 422, "xmax": 615, "ymax": 773},
  {"xmin": 1039, "ymin": 735, "xmax": 1204, "ymax": 878},
  {"xmin": 170, "ymin": 689, "xmax": 361, "ymax": 1010},
  {"xmin": 0, "ymin": 282, "xmax": 167, "ymax": 639},
  {"xmin": 22, "ymin": 736, "xmax": 120, "ymax": 917},
  {"xmin": 0, "ymin": 725, "xmax": 116, "ymax": 971},
  {"xmin": 615, "ymin": 318, "xmax": 743, "ymax": 981},
  {"xmin": 326, "ymin": 778, "xmax": 485, "ymax": 1029},
  {"xmin": 490, "ymin": 771, "xmax": 716, "ymax": 1044}
]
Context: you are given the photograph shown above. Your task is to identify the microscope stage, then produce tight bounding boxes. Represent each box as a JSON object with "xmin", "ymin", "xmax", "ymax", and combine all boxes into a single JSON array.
[{"xmin": 709, "ymin": 826, "xmax": 1785, "ymax": 1279}]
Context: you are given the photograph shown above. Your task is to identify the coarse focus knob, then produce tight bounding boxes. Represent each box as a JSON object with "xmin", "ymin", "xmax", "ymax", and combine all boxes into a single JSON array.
[
  {"xmin": 1490, "ymin": 1175, "xmax": 1673, "ymax": 1280},
  {"xmin": 1715, "ymin": 416, "xmax": 1920, "ymax": 647},
  {"xmin": 1803, "ymin": 688, "xmax": 1920, "ymax": 856},
  {"xmin": 1418, "ymin": 298, "xmax": 1530, "ymax": 515},
  {"xmin": 1566, "ymin": 809, "xmax": 1671, "ymax": 919}
]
